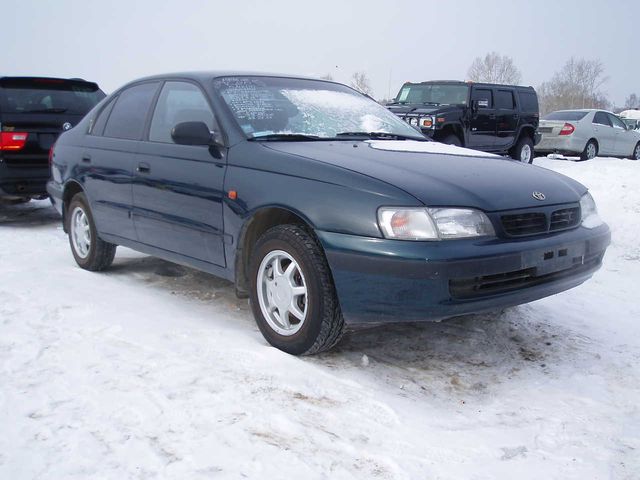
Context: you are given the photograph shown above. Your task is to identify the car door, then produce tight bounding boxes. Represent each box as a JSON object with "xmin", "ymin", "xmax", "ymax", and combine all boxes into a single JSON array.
[
  {"xmin": 608, "ymin": 113, "xmax": 633, "ymax": 156},
  {"xmin": 591, "ymin": 111, "xmax": 615, "ymax": 155},
  {"xmin": 468, "ymin": 87, "xmax": 496, "ymax": 149},
  {"xmin": 494, "ymin": 89, "xmax": 518, "ymax": 150},
  {"xmin": 81, "ymin": 82, "xmax": 160, "ymax": 240},
  {"xmin": 133, "ymin": 80, "xmax": 227, "ymax": 266}
]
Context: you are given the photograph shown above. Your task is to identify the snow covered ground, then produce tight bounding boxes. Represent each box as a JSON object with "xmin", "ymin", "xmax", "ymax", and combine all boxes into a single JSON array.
[{"xmin": 1, "ymin": 156, "xmax": 639, "ymax": 480}]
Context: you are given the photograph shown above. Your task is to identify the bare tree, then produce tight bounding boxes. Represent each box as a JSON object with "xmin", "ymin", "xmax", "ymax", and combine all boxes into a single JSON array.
[
  {"xmin": 538, "ymin": 57, "xmax": 609, "ymax": 115},
  {"xmin": 624, "ymin": 93, "xmax": 640, "ymax": 109},
  {"xmin": 320, "ymin": 73, "xmax": 334, "ymax": 81},
  {"xmin": 349, "ymin": 71, "xmax": 372, "ymax": 96},
  {"xmin": 467, "ymin": 52, "xmax": 522, "ymax": 85}
]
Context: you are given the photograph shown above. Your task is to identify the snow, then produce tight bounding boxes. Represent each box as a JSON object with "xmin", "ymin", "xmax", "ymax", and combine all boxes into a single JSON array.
[
  {"xmin": 1, "ymin": 156, "xmax": 639, "ymax": 479},
  {"xmin": 368, "ymin": 139, "xmax": 499, "ymax": 157}
]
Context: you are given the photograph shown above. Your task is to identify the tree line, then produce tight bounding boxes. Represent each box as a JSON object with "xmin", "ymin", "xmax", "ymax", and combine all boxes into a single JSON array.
[{"xmin": 327, "ymin": 52, "xmax": 637, "ymax": 115}]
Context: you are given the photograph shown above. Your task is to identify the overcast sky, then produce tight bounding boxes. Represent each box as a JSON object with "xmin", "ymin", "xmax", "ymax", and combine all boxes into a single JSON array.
[{"xmin": 2, "ymin": 0, "xmax": 637, "ymax": 106}]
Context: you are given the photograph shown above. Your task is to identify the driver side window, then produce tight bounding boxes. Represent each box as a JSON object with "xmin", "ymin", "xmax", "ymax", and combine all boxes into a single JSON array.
[
  {"xmin": 149, "ymin": 81, "xmax": 216, "ymax": 143},
  {"xmin": 608, "ymin": 114, "xmax": 627, "ymax": 130}
]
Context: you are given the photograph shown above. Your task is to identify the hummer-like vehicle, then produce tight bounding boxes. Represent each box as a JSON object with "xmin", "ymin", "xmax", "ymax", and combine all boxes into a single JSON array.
[{"xmin": 387, "ymin": 80, "xmax": 541, "ymax": 163}]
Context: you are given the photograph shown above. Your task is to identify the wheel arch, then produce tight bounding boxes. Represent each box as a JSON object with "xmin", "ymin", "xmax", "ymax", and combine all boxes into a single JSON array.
[
  {"xmin": 234, "ymin": 205, "xmax": 320, "ymax": 298},
  {"xmin": 61, "ymin": 180, "xmax": 85, "ymax": 232}
]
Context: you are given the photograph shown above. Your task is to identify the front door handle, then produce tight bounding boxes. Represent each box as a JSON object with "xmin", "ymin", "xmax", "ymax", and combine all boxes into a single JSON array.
[
  {"xmin": 82, "ymin": 155, "xmax": 91, "ymax": 163},
  {"xmin": 489, "ymin": 114, "xmax": 496, "ymax": 120},
  {"xmin": 137, "ymin": 162, "xmax": 151, "ymax": 173}
]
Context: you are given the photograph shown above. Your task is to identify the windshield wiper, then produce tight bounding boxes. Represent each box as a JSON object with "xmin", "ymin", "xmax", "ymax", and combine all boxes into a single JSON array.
[
  {"xmin": 249, "ymin": 133, "xmax": 322, "ymax": 142},
  {"xmin": 387, "ymin": 101, "xmax": 407, "ymax": 105},
  {"xmin": 335, "ymin": 131, "xmax": 426, "ymax": 141},
  {"xmin": 422, "ymin": 102, "xmax": 440, "ymax": 106},
  {"xmin": 25, "ymin": 107, "xmax": 68, "ymax": 113}
]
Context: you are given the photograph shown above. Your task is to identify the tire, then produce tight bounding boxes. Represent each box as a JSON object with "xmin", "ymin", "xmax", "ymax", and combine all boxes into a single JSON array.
[
  {"xmin": 580, "ymin": 140, "xmax": 598, "ymax": 161},
  {"xmin": 249, "ymin": 224, "xmax": 344, "ymax": 355},
  {"xmin": 66, "ymin": 192, "xmax": 116, "ymax": 271},
  {"xmin": 510, "ymin": 136, "xmax": 534, "ymax": 163},
  {"xmin": 441, "ymin": 134, "xmax": 462, "ymax": 147},
  {"xmin": 631, "ymin": 142, "xmax": 640, "ymax": 160}
]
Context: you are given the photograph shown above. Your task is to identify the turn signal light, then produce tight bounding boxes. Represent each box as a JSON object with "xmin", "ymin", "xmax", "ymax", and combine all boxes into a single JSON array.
[
  {"xmin": 559, "ymin": 123, "xmax": 575, "ymax": 136},
  {"xmin": 0, "ymin": 132, "xmax": 28, "ymax": 150}
]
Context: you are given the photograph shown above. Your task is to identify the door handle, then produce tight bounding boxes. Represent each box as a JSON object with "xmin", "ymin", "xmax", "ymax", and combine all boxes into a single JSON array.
[
  {"xmin": 137, "ymin": 162, "xmax": 151, "ymax": 173},
  {"xmin": 82, "ymin": 155, "xmax": 91, "ymax": 163},
  {"xmin": 489, "ymin": 114, "xmax": 496, "ymax": 119}
]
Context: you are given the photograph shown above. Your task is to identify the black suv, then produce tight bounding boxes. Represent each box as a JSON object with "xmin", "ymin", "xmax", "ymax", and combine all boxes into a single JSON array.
[
  {"xmin": 387, "ymin": 81, "xmax": 540, "ymax": 163},
  {"xmin": 0, "ymin": 77, "xmax": 105, "ymax": 201}
]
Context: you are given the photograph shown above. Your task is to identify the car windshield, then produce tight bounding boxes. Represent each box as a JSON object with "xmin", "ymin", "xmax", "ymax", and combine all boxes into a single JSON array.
[
  {"xmin": 213, "ymin": 76, "xmax": 425, "ymax": 140},
  {"xmin": 543, "ymin": 111, "xmax": 589, "ymax": 121},
  {"xmin": 392, "ymin": 83, "xmax": 469, "ymax": 106}
]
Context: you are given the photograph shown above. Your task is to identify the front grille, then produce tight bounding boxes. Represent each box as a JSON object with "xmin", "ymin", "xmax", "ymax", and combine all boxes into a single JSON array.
[
  {"xmin": 449, "ymin": 252, "xmax": 603, "ymax": 300},
  {"xmin": 501, "ymin": 212, "xmax": 547, "ymax": 236},
  {"xmin": 500, "ymin": 206, "xmax": 581, "ymax": 237},
  {"xmin": 550, "ymin": 207, "xmax": 580, "ymax": 231}
]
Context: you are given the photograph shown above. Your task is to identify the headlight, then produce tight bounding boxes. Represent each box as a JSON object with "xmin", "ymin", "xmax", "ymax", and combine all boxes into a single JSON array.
[
  {"xmin": 420, "ymin": 116, "xmax": 434, "ymax": 128},
  {"xmin": 378, "ymin": 207, "xmax": 495, "ymax": 240},
  {"xmin": 408, "ymin": 117, "xmax": 419, "ymax": 127},
  {"xmin": 580, "ymin": 192, "xmax": 603, "ymax": 228}
]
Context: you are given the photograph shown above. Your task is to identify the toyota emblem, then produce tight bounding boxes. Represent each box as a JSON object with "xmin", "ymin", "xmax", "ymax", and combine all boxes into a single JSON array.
[
  {"xmin": 62, "ymin": 122, "xmax": 72, "ymax": 131},
  {"xmin": 532, "ymin": 191, "xmax": 546, "ymax": 201}
]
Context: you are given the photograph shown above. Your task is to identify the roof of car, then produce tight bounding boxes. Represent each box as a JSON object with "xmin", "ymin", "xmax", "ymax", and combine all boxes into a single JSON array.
[
  {"xmin": 402, "ymin": 80, "xmax": 535, "ymax": 90},
  {"xmin": 124, "ymin": 71, "xmax": 337, "ymax": 85}
]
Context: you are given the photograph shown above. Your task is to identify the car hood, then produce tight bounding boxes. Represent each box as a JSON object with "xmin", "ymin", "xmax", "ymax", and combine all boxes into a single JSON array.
[
  {"xmin": 264, "ymin": 140, "xmax": 586, "ymax": 211},
  {"xmin": 386, "ymin": 104, "xmax": 461, "ymax": 115}
]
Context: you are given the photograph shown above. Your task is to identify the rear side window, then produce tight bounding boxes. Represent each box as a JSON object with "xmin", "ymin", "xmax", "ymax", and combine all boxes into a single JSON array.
[
  {"xmin": 517, "ymin": 91, "xmax": 538, "ymax": 113},
  {"xmin": 471, "ymin": 88, "xmax": 493, "ymax": 108},
  {"xmin": 103, "ymin": 82, "xmax": 159, "ymax": 140},
  {"xmin": 495, "ymin": 90, "xmax": 515, "ymax": 110},
  {"xmin": 149, "ymin": 81, "xmax": 216, "ymax": 143},
  {"xmin": 593, "ymin": 112, "xmax": 611, "ymax": 126},
  {"xmin": 90, "ymin": 97, "xmax": 117, "ymax": 136},
  {"xmin": 0, "ymin": 77, "xmax": 104, "ymax": 114}
]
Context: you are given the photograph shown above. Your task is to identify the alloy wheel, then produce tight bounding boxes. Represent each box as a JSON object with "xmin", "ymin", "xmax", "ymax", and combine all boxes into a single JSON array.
[
  {"xmin": 70, "ymin": 206, "xmax": 91, "ymax": 259},
  {"xmin": 257, "ymin": 250, "xmax": 308, "ymax": 336}
]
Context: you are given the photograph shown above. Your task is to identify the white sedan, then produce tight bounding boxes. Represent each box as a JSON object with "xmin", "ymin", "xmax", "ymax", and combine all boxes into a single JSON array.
[{"xmin": 535, "ymin": 109, "xmax": 640, "ymax": 160}]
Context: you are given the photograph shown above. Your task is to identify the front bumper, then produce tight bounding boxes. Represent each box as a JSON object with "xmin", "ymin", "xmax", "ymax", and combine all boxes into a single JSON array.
[{"xmin": 317, "ymin": 224, "xmax": 610, "ymax": 324}]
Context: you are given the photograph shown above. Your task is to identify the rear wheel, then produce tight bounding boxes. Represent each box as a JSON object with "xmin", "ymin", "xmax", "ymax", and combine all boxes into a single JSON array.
[
  {"xmin": 67, "ymin": 193, "xmax": 116, "ymax": 271},
  {"xmin": 580, "ymin": 140, "xmax": 598, "ymax": 161},
  {"xmin": 249, "ymin": 224, "xmax": 344, "ymax": 355},
  {"xmin": 510, "ymin": 136, "xmax": 534, "ymax": 163},
  {"xmin": 441, "ymin": 134, "xmax": 462, "ymax": 147}
]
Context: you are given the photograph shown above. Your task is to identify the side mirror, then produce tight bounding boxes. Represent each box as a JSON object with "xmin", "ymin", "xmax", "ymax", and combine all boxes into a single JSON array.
[
  {"xmin": 471, "ymin": 100, "xmax": 479, "ymax": 112},
  {"xmin": 171, "ymin": 121, "xmax": 218, "ymax": 146}
]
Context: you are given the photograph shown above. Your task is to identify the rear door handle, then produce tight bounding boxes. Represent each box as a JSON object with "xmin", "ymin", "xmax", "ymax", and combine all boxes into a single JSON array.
[
  {"xmin": 137, "ymin": 162, "xmax": 151, "ymax": 173},
  {"xmin": 82, "ymin": 155, "xmax": 91, "ymax": 163}
]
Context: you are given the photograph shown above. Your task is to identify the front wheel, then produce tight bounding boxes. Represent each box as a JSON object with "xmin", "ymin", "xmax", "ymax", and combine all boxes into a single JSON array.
[
  {"xmin": 441, "ymin": 134, "xmax": 462, "ymax": 147},
  {"xmin": 249, "ymin": 224, "xmax": 344, "ymax": 355},
  {"xmin": 510, "ymin": 136, "xmax": 534, "ymax": 163},
  {"xmin": 631, "ymin": 142, "xmax": 640, "ymax": 160},
  {"xmin": 67, "ymin": 193, "xmax": 116, "ymax": 271}
]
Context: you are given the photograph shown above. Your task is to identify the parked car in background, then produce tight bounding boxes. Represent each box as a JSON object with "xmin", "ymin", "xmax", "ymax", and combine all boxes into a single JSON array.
[
  {"xmin": 48, "ymin": 72, "xmax": 610, "ymax": 355},
  {"xmin": 619, "ymin": 109, "xmax": 640, "ymax": 131},
  {"xmin": 386, "ymin": 80, "xmax": 541, "ymax": 163},
  {"xmin": 0, "ymin": 77, "xmax": 105, "ymax": 202},
  {"xmin": 535, "ymin": 109, "xmax": 640, "ymax": 160}
]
